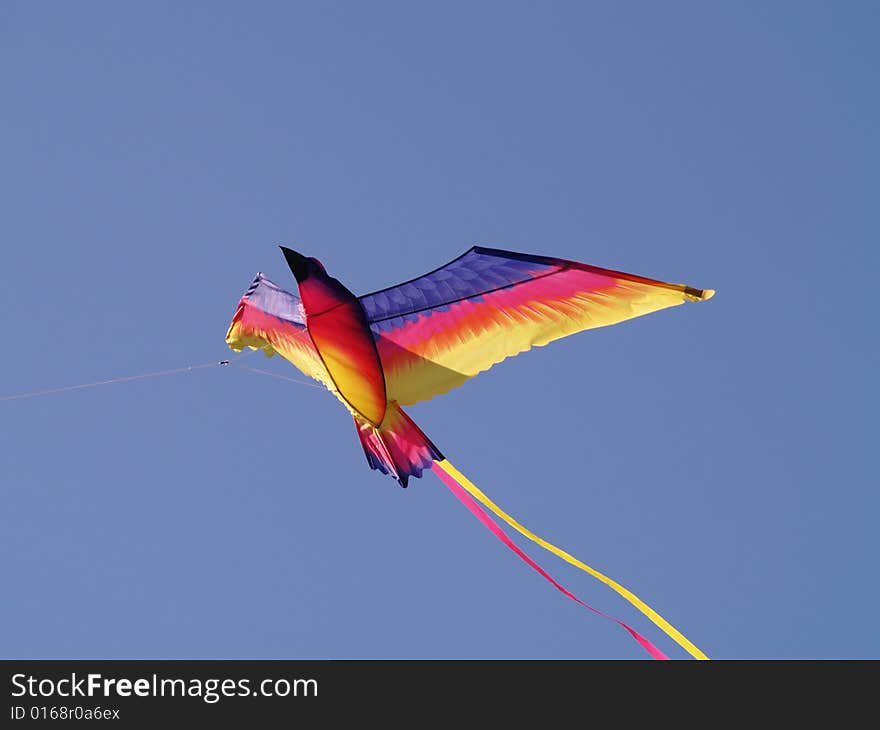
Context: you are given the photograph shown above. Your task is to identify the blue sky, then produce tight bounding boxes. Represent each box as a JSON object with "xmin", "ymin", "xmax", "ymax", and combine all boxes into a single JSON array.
[{"xmin": 1, "ymin": 1, "xmax": 876, "ymax": 659}]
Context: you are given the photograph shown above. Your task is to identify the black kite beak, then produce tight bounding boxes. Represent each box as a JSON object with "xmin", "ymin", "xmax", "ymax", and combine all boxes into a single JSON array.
[{"xmin": 280, "ymin": 246, "xmax": 309, "ymax": 283}]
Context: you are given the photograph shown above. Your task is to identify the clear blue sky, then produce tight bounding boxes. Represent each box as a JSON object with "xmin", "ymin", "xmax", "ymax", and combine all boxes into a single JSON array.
[{"xmin": 1, "ymin": 1, "xmax": 876, "ymax": 660}]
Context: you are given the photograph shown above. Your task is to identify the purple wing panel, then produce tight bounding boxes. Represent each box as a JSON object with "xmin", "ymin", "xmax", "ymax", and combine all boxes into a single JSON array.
[{"xmin": 359, "ymin": 246, "xmax": 713, "ymax": 406}]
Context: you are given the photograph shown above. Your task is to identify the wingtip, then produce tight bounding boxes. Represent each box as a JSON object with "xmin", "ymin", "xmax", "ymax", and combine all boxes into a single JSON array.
[{"xmin": 684, "ymin": 286, "xmax": 716, "ymax": 302}]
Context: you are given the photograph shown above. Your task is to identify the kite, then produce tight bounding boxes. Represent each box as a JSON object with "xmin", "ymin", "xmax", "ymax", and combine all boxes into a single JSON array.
[{"xmin": 226, "ymin": 245, "xmax": 714, "ymax": 659}]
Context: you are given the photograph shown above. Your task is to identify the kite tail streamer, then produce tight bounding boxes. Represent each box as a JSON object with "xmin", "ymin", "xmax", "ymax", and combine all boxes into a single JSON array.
[
  {"xmin": 433, "ymin": 459, "xmax": 709, "ymax": 661},
  {"xmin": 432, "ymin": 464, "xmax": 668, "ymax": 660}
]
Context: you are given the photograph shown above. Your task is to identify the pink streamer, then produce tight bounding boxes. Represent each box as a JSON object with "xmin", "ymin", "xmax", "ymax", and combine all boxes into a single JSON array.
[{"xmin": 432, "ymin": 463, "xmax": 668, "ymax": 660}]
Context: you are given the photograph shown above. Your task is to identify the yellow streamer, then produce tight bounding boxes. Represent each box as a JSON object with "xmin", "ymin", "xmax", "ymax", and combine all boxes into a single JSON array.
[{"xmin": 434, "ymin": 459, "xmax": 709, "ymax": 660}]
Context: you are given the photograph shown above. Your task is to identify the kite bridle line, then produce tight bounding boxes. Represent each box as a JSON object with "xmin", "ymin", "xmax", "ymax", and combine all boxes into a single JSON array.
[{"xmin": 228, "ymin": 361, "xmax": 326, "ymax": 390}]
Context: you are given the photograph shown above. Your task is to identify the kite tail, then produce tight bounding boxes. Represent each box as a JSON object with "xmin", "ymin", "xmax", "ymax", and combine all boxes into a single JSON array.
[
  {"xmin": 355, "ymin": 402, "xmax": 443, "ymax": 488},
  {"xmin": 432, "ymin": 459, "xmax": 710, "ymax": 661}
]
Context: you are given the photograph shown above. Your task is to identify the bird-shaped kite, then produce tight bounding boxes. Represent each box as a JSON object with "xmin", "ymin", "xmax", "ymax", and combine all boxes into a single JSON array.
[{"xmin": 226, "ymin": 245, "xmax": 714, "ymax": 660}]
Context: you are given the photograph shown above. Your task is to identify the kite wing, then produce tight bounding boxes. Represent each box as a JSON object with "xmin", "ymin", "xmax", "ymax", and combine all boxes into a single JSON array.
[
  {"xmin": 225, "ymin": 273, "xmax": 332, "ymax": 389},
  {"xmin": 360, "ymin": 246, "xmax": 714, "ymax": 406}
]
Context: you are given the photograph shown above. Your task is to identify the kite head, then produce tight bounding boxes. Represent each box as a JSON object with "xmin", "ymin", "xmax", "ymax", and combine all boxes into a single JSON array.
[
  {"xmin": 279, "ymin": 246, "xmax": 354, "ymax": 314},
  {"xmin": 280, "ymin": 246, "xmax": 327, "ymax": 283}
]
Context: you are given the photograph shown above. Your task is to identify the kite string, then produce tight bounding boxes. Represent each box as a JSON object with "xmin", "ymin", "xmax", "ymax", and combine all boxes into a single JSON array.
[
  {"xmin": 0, "ymin": 362, "xmax": 224, "ymax": 402},
  {"xmin": 0, "ymin": 349, "xmax": 328, "ymax": 404}
]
